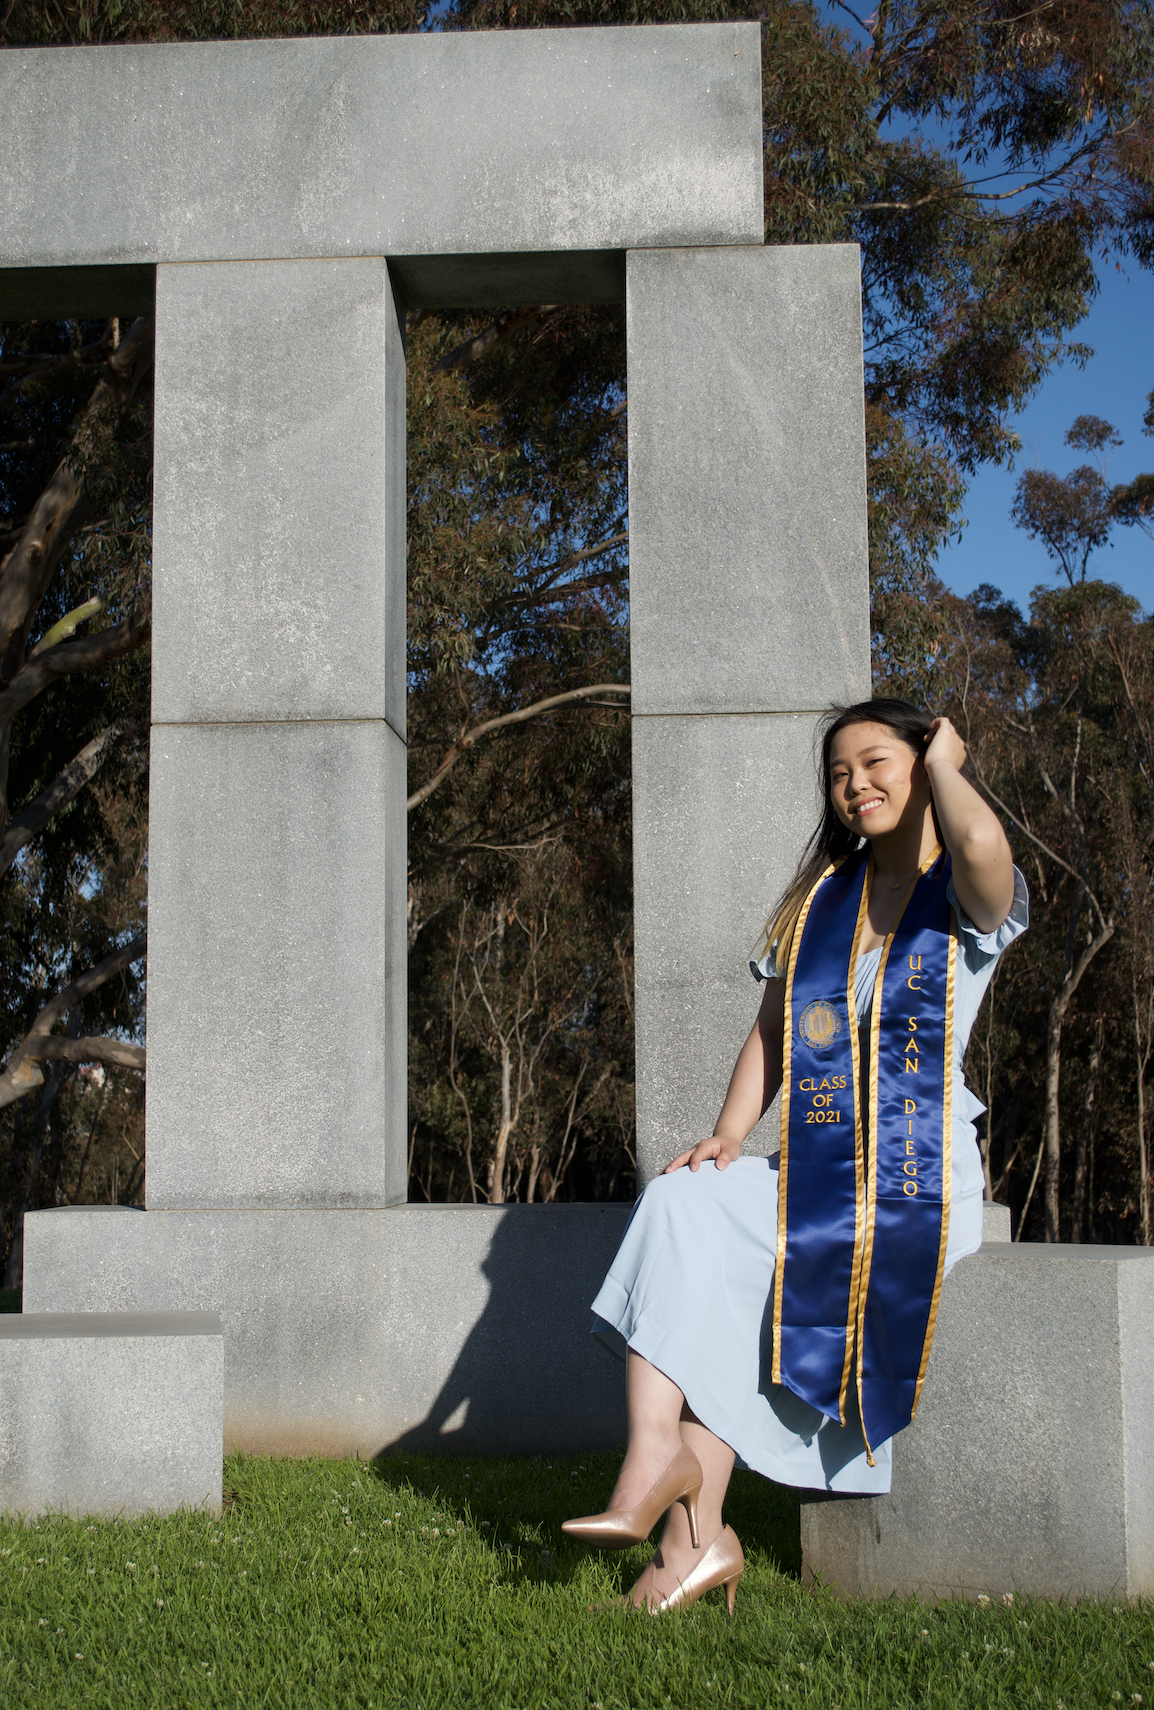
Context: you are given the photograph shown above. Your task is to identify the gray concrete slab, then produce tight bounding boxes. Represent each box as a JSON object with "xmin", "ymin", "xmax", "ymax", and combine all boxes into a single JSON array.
[
  {"xmin": 800, "ymin": 1245, "xmax": 1154, "ymax": 1601},
  {"xmin": 0, "ymin": 26, "xmax": 762, "ymax": 284},
  {"xmin": 631, "ymin": 712, "xmax": 822, "ymax": 1182},
  {"xmin": 1, "ymin": 1311, "xmax": 222, "ymax": 1519},
  {"xmin": 145, "ymin": 720, "xmax": 407, "ymax": 1210},
  {"xmin": 627, "ymin": 244, "xmax": 871, "ymax": 717},
  {"xmin": 23, "ymin": 1207, "xmax": 631, "ymax": 1459},
  {"xmin": 152, "ymin": 258, "xmax": 406, "ymax": 731}
]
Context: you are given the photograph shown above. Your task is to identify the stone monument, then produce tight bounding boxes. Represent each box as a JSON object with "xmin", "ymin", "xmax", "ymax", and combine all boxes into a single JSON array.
[
  {"xmin": 6, "ymin": 24, "xmax": 870, "ymax": 1456},
  {"xmin": 4, "ymin": 24, "xmax": 1151, "ymax": 1597}
]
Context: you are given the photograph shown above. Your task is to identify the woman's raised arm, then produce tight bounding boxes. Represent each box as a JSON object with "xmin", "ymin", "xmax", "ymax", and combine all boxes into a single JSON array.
[
  {"xmin": 923, "ymin": 717, "xmax": 1015, "ymax": 933},
  {"xmin": 663, "ymin": 978, "xmax": 786, "ymax": 1173}
]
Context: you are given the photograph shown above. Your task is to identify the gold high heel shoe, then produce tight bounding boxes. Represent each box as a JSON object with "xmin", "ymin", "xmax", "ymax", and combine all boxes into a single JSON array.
[
  {"xmin": 561, "ymin": 1443, "xmax": 703, "ymax": 1550},
  {"xmin": 651, "ymin": 1525, "xmax": 744, "ymax": 1615}
]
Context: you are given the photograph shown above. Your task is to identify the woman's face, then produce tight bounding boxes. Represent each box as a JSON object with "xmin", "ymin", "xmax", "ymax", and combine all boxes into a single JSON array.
[{"xmin": 828, "ymin": 720, "xmax": 929, "ymax": 840}]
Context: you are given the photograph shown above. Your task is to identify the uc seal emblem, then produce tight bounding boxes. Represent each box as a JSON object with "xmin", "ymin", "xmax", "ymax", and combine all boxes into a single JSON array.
[{"xmin": 799, "ymin": 999, "xmax": 842, "ymax": 1051}]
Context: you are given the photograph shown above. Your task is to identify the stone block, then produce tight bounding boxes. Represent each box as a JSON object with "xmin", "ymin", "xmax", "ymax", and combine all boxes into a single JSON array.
[
  {"xmin": 0, "ymin": 26, "xmax": 762, "ymax": 283},
  {"xmin": 146, "ymin": 721, "xmax": 407, "ymax": 1210},
  {"xmin": 152, "ymin": 258, "xmax": 406, "ymax": 731},
  {"xmin": 0, "ymin": 1311, "xmax": 222, "ymax": 1519},
  {"xmin": 631, "ymin": 712, "xmax": 822, "ymax": 1182},
  {"xmin": 801, "ymin": 1244, "xmax": 1154, "ymax": 1601},
  {"xmin": 627, "ymin": 244, "xmax": 871, "ymax": 717},
  {"xmin": 23, "ymin": 1206, "xmax": 632, "ymax": 1459},
  {"xmin": 982, "ymin": 1201, "xmax": 1011, "ymax": 1242}
]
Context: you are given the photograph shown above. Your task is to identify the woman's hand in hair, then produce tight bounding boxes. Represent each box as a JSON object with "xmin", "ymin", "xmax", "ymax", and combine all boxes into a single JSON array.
[
  {"xmin": 923, "ymin": 716, "xmax": 1015, "ymax": 932},
  {"xmin": 663, "ymin": 1133, "xmax": 744, "ymax": 1174},
  {"xmin": 922, "ymin": 716, "xmax": 967, "ymax": 774}
]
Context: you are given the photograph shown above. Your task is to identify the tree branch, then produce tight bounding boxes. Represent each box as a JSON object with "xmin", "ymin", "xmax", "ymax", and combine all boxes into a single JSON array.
[
  {"xmin": 856, "ymin": 138, "xmax": 1105, "ymax": 214},
  {"xmin": 969, "ymin": 757, "xmax": 1111, "ymax": 937},
  {"xmin": 407, "ymin": 684, "xmax": 630, "ymax": 814},
  {"xmin": 0, "ymin": 717, "xmax": 133, "ymax": 879},
  {"xmin": 0, "ymin": 314, "xmax": 154, "ymax": 673},
  {"xmin": 0, "ymin": 932, "xmax": 146, "ymax": 1110},
  {"xmin": 486, "ymin": 531, "xmax": 629, "ymax": 613},
  {"xmin": 431, "ymin": 306, "xmax": 558, "ymax": 376},
  {"xmin": 27, "ymin": 1036, "xmax": 145, "ymax": 1071},
  {"xmin": 0, "ymin": 613, "xmax": 150, "ymax": 726}
]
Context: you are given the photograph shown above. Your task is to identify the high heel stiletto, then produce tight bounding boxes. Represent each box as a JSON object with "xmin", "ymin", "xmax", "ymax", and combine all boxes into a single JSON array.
[
  {"xmin": 651, "ymin": 1525, "xmax": 744, "ymax": 1615},
  {"xmin": 561, "ymin": 1443, "xmax": 703, "ymax": 1550}
]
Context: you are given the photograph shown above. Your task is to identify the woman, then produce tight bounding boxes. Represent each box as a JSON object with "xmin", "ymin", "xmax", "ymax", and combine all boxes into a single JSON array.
[{"xmin": 562, "ymin": 699, "xmax": 1028, "ymax": 1612}]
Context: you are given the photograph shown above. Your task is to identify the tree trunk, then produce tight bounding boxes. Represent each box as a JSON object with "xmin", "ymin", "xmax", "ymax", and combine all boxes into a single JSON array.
[
  {"xmin": 1070, "ymin": 1016, "xmax": 1102, "ymax": 1242},
  {"xmin": 526, "ymin": 1142, "xmax": 542, "ymax": 1204},
  {"xmin": 1043, "ymin": 919, "xmax": 1115, "ymax": 1243},
  {"xmin": 1043, "ymin": 998, "xmax": 1066, "ymax": 1242},
  {"xmin": 488, "ymin": 1041, "xmax": 513, "ymax": 1205},
  {"xmin": 1136, "ymin": 978, "xmax": 1152, "ymax": 1247}
]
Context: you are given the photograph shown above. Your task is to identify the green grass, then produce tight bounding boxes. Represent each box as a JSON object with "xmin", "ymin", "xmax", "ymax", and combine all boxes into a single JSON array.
[{"xmin": 2, "ymin": 1453, "xmax": 1152, "ymax": 1709}]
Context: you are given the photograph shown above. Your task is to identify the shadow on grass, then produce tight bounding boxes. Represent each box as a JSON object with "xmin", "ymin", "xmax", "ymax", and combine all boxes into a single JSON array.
[{"xmin": 366, "ymin": 1450, "xmax": 802, "ymax": 1592}]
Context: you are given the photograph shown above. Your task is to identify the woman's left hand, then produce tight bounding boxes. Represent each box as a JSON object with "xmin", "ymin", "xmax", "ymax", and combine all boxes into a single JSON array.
[{"xmin": 922, "ymin": 716, "xmax": 967, "ymax": 775}]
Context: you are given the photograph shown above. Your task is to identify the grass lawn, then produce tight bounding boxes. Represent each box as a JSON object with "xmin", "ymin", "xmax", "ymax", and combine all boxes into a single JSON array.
[{"xmin": 1, "ymin": 1452, "xmax": 1152, "ymax": 1709}]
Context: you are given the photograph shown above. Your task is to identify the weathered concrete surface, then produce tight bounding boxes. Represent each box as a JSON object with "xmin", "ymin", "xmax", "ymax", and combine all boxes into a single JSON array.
[
  {"xmin": 801, "ymin": 1245, "xmax": 1154, "ymax": 1601},
  {"xmin": 981, "ymin": 1201, "xmax": 1011, "ymax": 1242},
  {"xmin": 627, "ymin": 243, "xmax": 871, "ymax": 1184},
  {"xmin": 0, "ymin": 25, "xmax": 762, "ymax": 305},
  {"xmin": 146, "ymin": 721, "xmax": 407, "ymax": 1210},
  {"xmin": 628, "ymin": 244, "xmax": 870, "ymax": 719},
  {"xmin": 23, "ymin": 1206, "xmax": 632, "ymax": 1458},
  {"xmin": 152, "ymin": 259, "xmax": 406, "ymax": 731},
  {"xmin": 632, "ymin": 711, "xmax": 821, "ymax": 1176},
  {"xmin": 0, "ymin": 1311, "xmax": 222, "ymax": 1519}
]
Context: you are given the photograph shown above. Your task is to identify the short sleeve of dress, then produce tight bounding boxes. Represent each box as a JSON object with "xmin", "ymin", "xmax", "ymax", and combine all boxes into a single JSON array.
[
  {"xmin": 946, "ymin": 864, "xmax": 1029, "ymax": 967},
  {"xmin": 750, "ymin": 948, "xmax": 780, "ymax": 984}
]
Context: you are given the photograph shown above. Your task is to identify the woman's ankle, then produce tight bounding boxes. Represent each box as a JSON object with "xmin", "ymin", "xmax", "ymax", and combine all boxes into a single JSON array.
[{"xmin": 608, "ymin": 1430, "xmax": 685, "ymax": 1508}]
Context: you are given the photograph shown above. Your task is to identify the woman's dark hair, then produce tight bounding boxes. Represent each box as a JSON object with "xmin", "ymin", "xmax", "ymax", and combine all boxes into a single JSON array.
[{"xmin": 758, "ymin": 698, "xmax": 935, "ymax": 972}]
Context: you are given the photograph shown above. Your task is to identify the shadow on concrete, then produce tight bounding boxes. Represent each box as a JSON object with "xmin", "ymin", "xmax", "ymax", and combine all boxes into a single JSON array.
[{"xmin": 378, "ymin": 1205, "xmax": 630, "ymax": 1460}]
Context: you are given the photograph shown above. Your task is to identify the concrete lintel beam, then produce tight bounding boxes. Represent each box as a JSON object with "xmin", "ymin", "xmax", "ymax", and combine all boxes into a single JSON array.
[{"xmin": 0, "ymin": 26, "xmax": 763, "ymax": 285}]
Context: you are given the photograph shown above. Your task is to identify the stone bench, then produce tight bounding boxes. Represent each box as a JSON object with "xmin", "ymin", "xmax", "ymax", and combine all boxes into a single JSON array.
[
  {"xmin": 0, "ymin": 1311, "xmax": 223, "ymax": 1519},
  {"xmin": 801, "ymin": 1243, "xmax": 1154, "ymax": 1601}
]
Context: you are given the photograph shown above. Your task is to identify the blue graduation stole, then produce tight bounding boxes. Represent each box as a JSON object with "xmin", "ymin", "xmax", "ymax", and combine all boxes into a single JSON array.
[{"xmin": 772, "ymin": 847, "xmax": 957, "ymax": 1459}]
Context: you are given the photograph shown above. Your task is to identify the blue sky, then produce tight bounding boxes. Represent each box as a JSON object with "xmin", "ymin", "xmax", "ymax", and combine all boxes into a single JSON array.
[
  {"xmin": 933, "ymin": 261, "xmax": 1154, "ymax": 616},
  {"xmin": 808, "ymin": 3, "xmax": 1153, "ymax": 616}
]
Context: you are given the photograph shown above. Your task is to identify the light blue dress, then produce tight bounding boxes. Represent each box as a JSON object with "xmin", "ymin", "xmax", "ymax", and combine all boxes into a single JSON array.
[{"xmin": 590, "ymin": 868, "xmax": 1029, "ymax": 1494}]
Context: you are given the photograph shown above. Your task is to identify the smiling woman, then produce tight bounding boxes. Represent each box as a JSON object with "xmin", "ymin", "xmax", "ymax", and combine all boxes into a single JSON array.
[{"xmin": 560, "ymin": 697, "xmax": 1029, "ymax": 1615}]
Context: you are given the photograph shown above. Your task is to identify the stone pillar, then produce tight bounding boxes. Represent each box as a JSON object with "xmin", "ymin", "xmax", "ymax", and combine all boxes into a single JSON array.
[
  {"xmin": 146, "ymin": 258, "xmax": 408, "ymax": 1209},
  {"xmin": 627, "ymin": 244, "xmax": 871, "ymax": 1184}
]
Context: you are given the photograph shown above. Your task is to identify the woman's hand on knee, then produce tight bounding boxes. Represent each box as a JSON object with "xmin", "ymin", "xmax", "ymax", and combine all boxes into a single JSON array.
[{"xmin": 663, "ymin": 1134, "xmax": 743, "ymax": 1174}]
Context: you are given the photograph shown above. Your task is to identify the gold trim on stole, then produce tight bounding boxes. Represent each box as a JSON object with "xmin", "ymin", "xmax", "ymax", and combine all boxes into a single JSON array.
[
  {"xmin": 853, "ymin": 845, "xmax": 942, "ymax": 1465},
  {"xmin": 771, "ymin": 862, "xmax": 836, "ymax": 1388},
  {"xmin": 911, "ymin": 912, "xmax": 957, "ymax": 1415},
  {"xmin": 837, "ymin": 867, "xmax": 872, "ymax": 1424}
]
